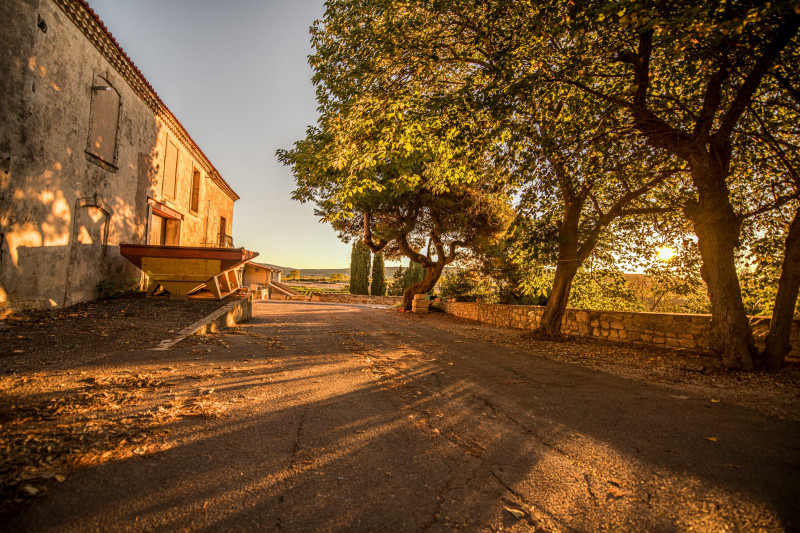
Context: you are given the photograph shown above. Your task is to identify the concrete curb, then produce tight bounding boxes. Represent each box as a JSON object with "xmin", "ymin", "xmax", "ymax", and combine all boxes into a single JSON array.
[{"xmin": 152, "ymin": 292, "xmax": 254, "ymax": 351}]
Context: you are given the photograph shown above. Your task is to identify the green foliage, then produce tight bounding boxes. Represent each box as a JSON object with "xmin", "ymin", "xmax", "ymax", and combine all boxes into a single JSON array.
[
  {"xmin": 287, "ymin": 270, "xmax": 301, "ymax": 280},
  {"xmin": 387, "ymin": 261, "xmax": 425, "ymax": 296},
  {"xmin": 370, "ymin": 252, "xmax": 386, "ymax": 296},
  {"xmin": 402, "ymin": 261, "xmax": 425, "ymax": 291},
  {"xmin": 387, "ymin": 266, "xmax": 405, "ymax": 296},
  {"xmin": 280, "ymin": 0, "xmax": 798, "ymax": 342},
  {"xmin": 738, "ymin": 208, "xmax": 800, "ymax": 317},
  {"xmin": 349, "ymin": 240, "xmax": 371, "ymax": 295},
  {"xmin": 277, "ymin": 0, "xmax": 513, "ymax": 298},
  {"xmin": 437, "ymin": 270, "xmax": 497, "ymax": 303},
  {"xmin": 291, "ymin": 285, "xmax": 350, "ymax": 296},
  {"xmin": 567, "ymin": 267, "xmax": 643, "ymax": 313}
]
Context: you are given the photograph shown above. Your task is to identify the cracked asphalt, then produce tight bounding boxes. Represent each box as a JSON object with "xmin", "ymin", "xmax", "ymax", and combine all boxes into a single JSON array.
[{"xmin": 7, "ymin": 300, "xmax": 800, "ymax": 532}]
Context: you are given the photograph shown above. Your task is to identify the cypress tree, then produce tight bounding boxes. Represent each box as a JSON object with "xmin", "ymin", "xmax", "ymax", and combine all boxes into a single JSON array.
[
  {"xmin": 402, "ymin": 261, "xmax": 425, "ymax": 289},
  {"xmin": 387, "ymin": 266, "xmax": 405, "ymax": 296},
  {"xmin": 370, "ymin": 252, "xmax": 386, "ymax": 296},
  {"xmin": 349, "ymin": 240, "xmax": 371, "ymax": 295}
]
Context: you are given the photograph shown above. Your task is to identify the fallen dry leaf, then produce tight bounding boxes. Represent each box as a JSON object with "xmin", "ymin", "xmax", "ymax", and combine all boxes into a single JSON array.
[{"xmin": 504, "ymin": 507, "xmax": 525, "ymax": 519}]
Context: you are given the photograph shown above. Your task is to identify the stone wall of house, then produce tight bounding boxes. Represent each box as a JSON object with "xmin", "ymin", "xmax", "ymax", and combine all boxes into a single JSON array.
[
  {"xmin": 437, "ymin": 302, "xmax": 800, "ymax": 357},
  {"xmin": 0, "ymin": 0, "xmax": 237, "ymax": 312},
  {"xmin": 310, "ymin": 294, "xmax": 403, "ymax": 306}
]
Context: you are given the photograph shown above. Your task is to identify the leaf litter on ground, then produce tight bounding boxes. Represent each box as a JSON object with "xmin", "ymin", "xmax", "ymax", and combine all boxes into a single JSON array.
[{"xmin": 0, "ymin": 370, "xmax": 227, "ymax": 518}]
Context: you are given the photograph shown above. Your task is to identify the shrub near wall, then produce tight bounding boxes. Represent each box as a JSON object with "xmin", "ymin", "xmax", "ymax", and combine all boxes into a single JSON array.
[
  {"xmin": 310, "ymin": 294, "xmax": 403, "ymax": 306},
  {"xmin": 438, "ymin": 302, "xmax": 800, "ymax": 357}
]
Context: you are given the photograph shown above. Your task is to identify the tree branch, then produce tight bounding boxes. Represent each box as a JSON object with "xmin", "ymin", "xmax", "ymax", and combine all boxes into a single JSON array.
[
  {"xmin": 693, "ymin": 65, "xmax": 729, "ymax": 141},
  {"xmin": 397, "ymin": 233, "xmax": 434, "ymax": 268},
  {"xmin": 740, "ymin": 193, "xmax": 799, "ymax": 219},
  {"xmin": 715, "ymin": 12, "xmax": 800, "ymax": 141},
  {"xmin": 362, "ymin": 212, "xmax": 390, "ymax": 253}
]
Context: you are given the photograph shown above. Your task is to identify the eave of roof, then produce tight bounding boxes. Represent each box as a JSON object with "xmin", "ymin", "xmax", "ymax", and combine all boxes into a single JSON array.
[
  {"xmin": 248, "ymin": 261, "xmax": 282, "ymax": 272},
  {"xmin": 54, "ymin": 0, "xmax": 241, "ymax": 202}
]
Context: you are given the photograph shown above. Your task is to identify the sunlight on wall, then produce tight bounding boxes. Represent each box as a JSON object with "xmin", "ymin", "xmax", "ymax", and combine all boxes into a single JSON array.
[
  {"xmin": 51, "ymin": 191, "xmax": 70, "ymax": 219},
  {"xmin": 42, "ymin": 190, "xmax": 71, "ymax": 246},
  {"xmin": 6, "ymin": 186, "xmax": 73, "ymax": 268},
  {"xmin": 109, "ymin": 196, "xmax": 140, "ymax": 242},
  {"xmin": 39, "ymin": 190, "xmax": 54, "ymax": 204},
  {"xmin": 27, "ymin": 56, "xmax": 59, "ymax": 92},
  {"xmin": 40, "ymin": 222, "xmax": 69, "ymax": 247},
  {"xmin": 6, "ymin": 225, "xmax": 43, "ymax": 268},
  {"xmin": 76, "ymin": 225, "xmax": 93, "ymax": 245},
  {"xmin": 88, "ymin": 206, "xmax": 105, "ymax": 224}
]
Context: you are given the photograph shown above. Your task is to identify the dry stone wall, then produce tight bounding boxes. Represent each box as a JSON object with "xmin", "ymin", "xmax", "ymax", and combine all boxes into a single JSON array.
[
  {"xmin": 438, "ymin": 302, "xmax": 800, "ymax": 357},
  {"xmin": 310, "ymin": 294, "xmax": 402, "ymax": 306}
]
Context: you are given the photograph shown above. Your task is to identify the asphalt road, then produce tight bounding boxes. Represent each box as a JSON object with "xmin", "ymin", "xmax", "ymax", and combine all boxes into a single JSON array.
[{"xmin": 8, "ymin": 301, "xmax": 800, "ymax": 532}]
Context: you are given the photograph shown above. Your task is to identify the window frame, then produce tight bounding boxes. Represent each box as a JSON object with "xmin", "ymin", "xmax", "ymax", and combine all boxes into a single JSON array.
[{"xmin": 84, "ymin": 74, "xmax": 121, "ymax": 172}]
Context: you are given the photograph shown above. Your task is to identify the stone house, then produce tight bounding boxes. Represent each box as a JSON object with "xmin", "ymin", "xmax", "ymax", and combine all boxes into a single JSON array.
[
  {"xmin": 242, "ymin": 262, "xmax": 281, "ymax": 289},
  {"xmin": 0, "ymin": 0, "xmax": 240, "ymax": 313}
]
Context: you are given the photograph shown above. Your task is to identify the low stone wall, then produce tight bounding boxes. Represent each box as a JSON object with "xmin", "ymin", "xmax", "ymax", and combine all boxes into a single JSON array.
[
  {"xmin": 197, "ymin": 292, "xmax": 253, "ymax": 333},
  {"xmin": 437, "ymin": 301, "xmax": 800, "ymax": 356},
  {"xmin": 310, "ymin": 294, "xmax": 403, "ymax": 306},
  {"xmin": 153, "ymin": 292, "xmax": 253, "ymax": 351}
]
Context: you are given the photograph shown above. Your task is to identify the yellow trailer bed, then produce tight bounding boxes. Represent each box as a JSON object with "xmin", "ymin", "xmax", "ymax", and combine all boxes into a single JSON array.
[{"xmin": 119, "ymin": 244, "xmax": 258, "ymax": 300}]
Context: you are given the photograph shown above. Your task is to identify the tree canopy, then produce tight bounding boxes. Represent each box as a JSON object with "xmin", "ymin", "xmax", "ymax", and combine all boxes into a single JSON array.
[{"xmin": 280, "ymin": 0, "xmax": 800, "ymax": 370}]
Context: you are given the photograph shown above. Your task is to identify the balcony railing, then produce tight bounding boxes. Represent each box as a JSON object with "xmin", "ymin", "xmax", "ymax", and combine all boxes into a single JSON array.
[
  {"xmin": 200, "ymin": 234, "xmax": 234, "ymax": 248},
  {"xmin": 217, "ymin": 234, "xmax": 234, "ymax": 248}
]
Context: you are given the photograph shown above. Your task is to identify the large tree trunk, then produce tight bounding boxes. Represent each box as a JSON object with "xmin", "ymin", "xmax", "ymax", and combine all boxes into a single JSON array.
[
  {"xmin": 402, "ymin": 263, "xmax": 444, "ymax": 310},
  {"xmin": 533, "ymin": 200, "xmax": 582, "ymax": 339},
  {"xmin": 762, "ymin": 208, "xmax": 800, "ymax": 372},
  {"xmin": 687, "ymin": 155, "xmax": 756, "ymax": 370},
  {"xmin": 534, "ymin": 258, "xmax": 580, "ymax": 339}
]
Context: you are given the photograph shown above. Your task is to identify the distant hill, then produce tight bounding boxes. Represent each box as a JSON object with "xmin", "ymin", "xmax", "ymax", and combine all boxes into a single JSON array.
[{"xmin": 253, "ymin": 262, "xmax": 401, "ymax": 278}]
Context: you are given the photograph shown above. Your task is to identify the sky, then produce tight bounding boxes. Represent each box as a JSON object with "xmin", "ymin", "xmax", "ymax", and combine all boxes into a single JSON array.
[{"xmin": 88, "ymin": 0, "xmax": 363, "ymax": 269}]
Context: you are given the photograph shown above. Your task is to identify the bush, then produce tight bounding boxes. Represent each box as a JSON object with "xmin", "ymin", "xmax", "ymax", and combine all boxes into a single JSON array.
[
  {"xmin": 437, "ymin": 270, "xmax": 497, "ymax": 302},
  {"xmin": 387, "ymin": 261, "xmax": 425, "ymax": 296}
]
